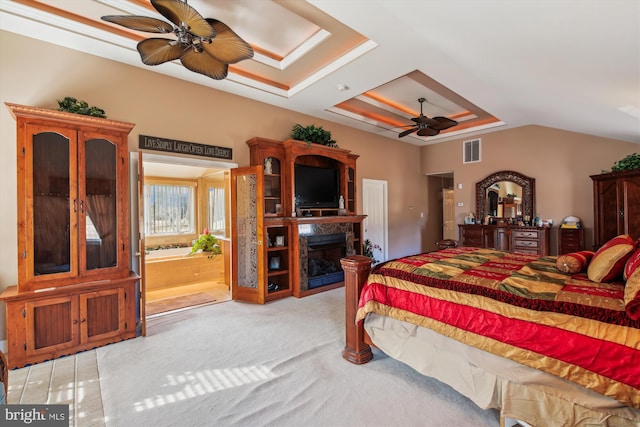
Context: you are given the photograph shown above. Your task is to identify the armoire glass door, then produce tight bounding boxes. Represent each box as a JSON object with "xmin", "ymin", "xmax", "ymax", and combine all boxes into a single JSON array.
[
  {"xmin": 82, "ymin": 137, "xmax": 118, "ymax": 271},
  {"xmin": 30, "ymin": 128, "xmax": 76, "ymax": 279}
]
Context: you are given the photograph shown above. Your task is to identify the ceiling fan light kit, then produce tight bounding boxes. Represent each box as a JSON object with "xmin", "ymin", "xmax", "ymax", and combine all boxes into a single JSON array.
[
  {"xmin": 398, "ymin": 97, "xmax": 458, "ymax": 138},
  {"xmin": 101, "ymin": 0, "xmax": 253, "ymax": 80}
]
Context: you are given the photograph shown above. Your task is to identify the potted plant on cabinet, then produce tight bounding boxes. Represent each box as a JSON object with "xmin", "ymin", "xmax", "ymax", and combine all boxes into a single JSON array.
[{"xmin": 291, "ymin": 124, "xmax": 338, "ymax": 147}]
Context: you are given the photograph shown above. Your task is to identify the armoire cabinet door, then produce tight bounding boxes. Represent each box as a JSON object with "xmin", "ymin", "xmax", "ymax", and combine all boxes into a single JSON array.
[
  {"xmin": 620, "ymin": 176, "xmax": 640, "ymax": 238},
  {"xmin": 80, "ymin": 288, "xmax": 127, "ymax": 343},
  {"xmin": 25, "ymin": 296, "xmax": 80, "ymax": 357},
  {"xmin": 79, "ymin": 133, "xmax": 121, "ymax": 275},
  {"xmin": 594, "ymin": 178, "xmax": 620, "ymax": 244},
  {"xmin": 25, "ymin": 125, "xmax": 79, "ymax": 284}
]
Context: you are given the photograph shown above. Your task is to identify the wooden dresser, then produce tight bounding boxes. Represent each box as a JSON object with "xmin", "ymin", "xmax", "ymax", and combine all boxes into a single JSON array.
[{"xmin": 458, "ymin": 224, "xmax": 550, "ymax": 256}]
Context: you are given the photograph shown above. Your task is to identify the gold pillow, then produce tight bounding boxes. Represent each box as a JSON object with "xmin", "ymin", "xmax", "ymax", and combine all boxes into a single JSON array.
[{"xmin": 587, "ymin": 234, "xmax": 635, "ymax": 283}]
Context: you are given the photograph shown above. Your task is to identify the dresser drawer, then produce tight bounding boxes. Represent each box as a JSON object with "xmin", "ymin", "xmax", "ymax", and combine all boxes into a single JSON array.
[
  {"xmin": 513, "ymin": 239, "xmax": 540, "ymax": 249},
  {"xmin": 512, "ymin": 230, "xmax": 539, "ymax": 239},
  {"xmin": 462, "ymin": 228, "xmax": 483, "ymax": 238},
  {"xmin": 464, "ymin": 237, "xmax": 484, "ymax": 247},
  {"xmin": 513, "ymin": 248, "xmax": 540, "ymax": 255}
]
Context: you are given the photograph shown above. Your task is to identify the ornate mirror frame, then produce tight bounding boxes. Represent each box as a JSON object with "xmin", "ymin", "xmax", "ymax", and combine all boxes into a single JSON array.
[{"xmin": 475, "ymin": 170, "xmax": 535, "ymax": 220}]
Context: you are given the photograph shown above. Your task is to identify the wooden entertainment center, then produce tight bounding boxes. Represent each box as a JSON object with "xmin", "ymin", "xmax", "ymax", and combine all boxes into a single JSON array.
[{"xmin": 231, "ymin": 138, "xmax": 365, "ymax": 304}]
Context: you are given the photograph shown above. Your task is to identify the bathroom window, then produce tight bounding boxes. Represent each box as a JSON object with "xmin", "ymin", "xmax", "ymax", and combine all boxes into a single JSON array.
[{"xmin": 144, "ymin": 182, "xmax": 196, "ymax": 236}]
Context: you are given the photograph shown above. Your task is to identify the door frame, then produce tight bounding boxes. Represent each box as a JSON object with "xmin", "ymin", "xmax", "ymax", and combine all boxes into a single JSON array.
[{"xmin": 131, "ymin": 152, "xmax": 237, "ymax": 327}]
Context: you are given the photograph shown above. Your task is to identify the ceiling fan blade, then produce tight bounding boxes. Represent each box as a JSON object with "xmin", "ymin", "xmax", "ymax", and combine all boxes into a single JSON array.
[
  {"xmin": 101, "ymin": 15, "xmax": 174, "ymax": 33},
  {"xmin": 180, "ymin": 49, "xmax": 229, "ymax": 80},
  {"xmin": 398, "ymin": 127, "xmax": 418, "ymax": 138},
  {"xmin": 137, "ymin": 38, "xmax": 185, "ymax": 65},
  {"xmin": 202, "ymin": 19, "xmax": 254, "ymax": 64},
  {"xmin": 430, "ymin": 117, "xmax": 458, "ymax": 131},
  {"xmin": 151, "ymin": 0, "xmax": 214, "ymax": 38},
  {"xmin": 417, "ymin": 127, "xmax": 440, "ymax": 137}
]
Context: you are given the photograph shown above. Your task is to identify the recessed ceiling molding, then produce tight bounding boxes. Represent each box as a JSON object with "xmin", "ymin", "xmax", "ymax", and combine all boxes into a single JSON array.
[
  {"xmin": 287, "ymin": 39, "xmax": 377, "ymax": 97},
  {"xmin": 326, "ymin": 106, "xmax": 393, "ymax": 127},
  {"xmin": 242, "ymin": 29, "xmax": 330, "ymax": 70},
  {"xmin": 278, "ymin": 29, "xmax": 330, "ymax": 70},
  {"xmin": 95, "ymin": 0, "xmax": 155, "ymax": 17}
]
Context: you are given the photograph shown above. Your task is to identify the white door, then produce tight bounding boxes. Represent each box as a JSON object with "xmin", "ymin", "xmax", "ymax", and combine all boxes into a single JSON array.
[
  {"xmin": 362, "ymin": 179, "xmax": 388, "ymax": 263},
  {"xmin": 443, "ymin": 189, "xmax": 456, "ymax": 240}
]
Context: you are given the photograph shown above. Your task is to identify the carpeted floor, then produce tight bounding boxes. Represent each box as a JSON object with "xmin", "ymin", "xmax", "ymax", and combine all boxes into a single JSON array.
[{"xmin": 97, "ymin": 288, "xmax": 500, "ymax": 427}]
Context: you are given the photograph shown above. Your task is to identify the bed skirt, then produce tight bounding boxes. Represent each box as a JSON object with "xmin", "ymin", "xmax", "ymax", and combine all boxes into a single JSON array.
[{"xmin": 364, "ymin": 313, "xmax": 640, "ymax": 427}]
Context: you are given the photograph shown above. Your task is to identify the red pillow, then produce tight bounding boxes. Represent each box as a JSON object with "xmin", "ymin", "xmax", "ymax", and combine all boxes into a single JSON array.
[
  {"xmin": 556, "ymin": 251, "xmax": 594, "ymax": 274},
  {"xmin": 587, "ymin": 234, "xmax": 635, "ymax": 283},
  {"xmin": 625, "ymin": 268, "xmax": 640, "ymax": 320},
  {"xmin": 624, "ymin": 246, "xmax": 640, "ymax": 281}
]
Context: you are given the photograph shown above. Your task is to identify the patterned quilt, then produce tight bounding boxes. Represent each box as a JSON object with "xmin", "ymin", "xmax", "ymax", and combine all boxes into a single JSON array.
[{"xmin": 356, "ymin": 247, "xmax": 640, "ymax": 409}]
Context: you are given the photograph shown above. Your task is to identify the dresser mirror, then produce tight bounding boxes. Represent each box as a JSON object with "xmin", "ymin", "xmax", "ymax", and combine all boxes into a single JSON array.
[{"xmin": 475, "ymin": 170, "xmax": 535, "ymax": 222}]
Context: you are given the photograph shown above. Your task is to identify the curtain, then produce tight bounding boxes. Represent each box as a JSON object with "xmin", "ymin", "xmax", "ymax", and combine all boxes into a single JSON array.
[{"xmin": 86, "ymin": 194, "xmax": 116, "ymax": 268}]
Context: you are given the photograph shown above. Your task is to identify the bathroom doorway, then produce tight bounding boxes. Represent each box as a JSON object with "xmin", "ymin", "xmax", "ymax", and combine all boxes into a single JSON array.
[{"xmin": 138, "ymin": 153, "xmax": 236, "ymax": 317}]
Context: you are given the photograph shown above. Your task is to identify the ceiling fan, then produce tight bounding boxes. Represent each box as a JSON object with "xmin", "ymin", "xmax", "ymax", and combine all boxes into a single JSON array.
[
  {"xmin": 101, "ymin": 0, "xmax": 253, "ymax": 80},
  {"xmin": 398, "ymin": 98, "xmax": 458, "ymax": 138}
]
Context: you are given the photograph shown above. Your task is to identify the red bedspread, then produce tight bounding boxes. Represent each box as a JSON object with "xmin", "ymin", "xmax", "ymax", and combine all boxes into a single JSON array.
[{"xmin": 356, "ymin": 247, "xmax": 640, "ymax": 409}]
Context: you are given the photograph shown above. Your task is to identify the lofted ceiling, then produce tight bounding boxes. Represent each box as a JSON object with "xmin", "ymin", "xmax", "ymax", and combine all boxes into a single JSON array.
[{"xmin": 1, "ymin": 0, "xmax": 639, "ymax": 146}]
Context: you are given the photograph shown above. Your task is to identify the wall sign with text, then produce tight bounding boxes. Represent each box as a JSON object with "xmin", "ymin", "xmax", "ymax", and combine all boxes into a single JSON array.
[{"xmin": 139, "ymin": 135, "xmax": 232, "ymax": 160}]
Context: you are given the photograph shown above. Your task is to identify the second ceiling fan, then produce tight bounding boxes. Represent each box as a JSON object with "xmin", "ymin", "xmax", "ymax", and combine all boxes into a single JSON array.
[{"xmin": 398, "ymin": 98, "xmax": 458, "ymax": 138}]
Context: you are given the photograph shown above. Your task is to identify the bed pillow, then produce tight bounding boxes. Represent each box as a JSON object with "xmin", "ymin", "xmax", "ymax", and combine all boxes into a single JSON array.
[
  {"xmin": 587, "ymin": 234, "xmax": 635, "ymax": 283},
  {"xmin": 623, "ymin": 246, "xmax": 640, "ymax": 281},
  {"xmin": 624, "ymin": 267, "xmax": 640, "ymax": 320},
  {"xmin": 556, "ymin": 251, "xmax": 594, "ymax": 274}
]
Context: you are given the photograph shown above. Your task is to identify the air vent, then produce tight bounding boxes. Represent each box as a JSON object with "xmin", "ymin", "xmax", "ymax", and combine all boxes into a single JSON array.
[{"xmin": 463, "ymin": 138, "xmax": 481, "ymax": 164}]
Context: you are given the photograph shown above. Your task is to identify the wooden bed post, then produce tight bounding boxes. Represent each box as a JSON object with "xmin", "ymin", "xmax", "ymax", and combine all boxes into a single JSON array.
[{"xmin": 340, "ymin": 256, "xmax": 373, "ymax": 364}]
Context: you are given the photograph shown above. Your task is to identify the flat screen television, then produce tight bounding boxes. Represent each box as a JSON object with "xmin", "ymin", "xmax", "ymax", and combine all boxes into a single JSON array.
[{"xmin": 294, "ymin": 164, "xmax": 340, "ymax": 208}]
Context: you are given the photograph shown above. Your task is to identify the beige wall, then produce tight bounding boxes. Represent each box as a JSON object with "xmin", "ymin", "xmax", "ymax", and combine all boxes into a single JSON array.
[
  {"xmin": 0, "ymin": 31, "xmax": 429, "ymax": 339},
  {"xmin": 421, "ymin": 125, "xmax": 639, "ymax": 252},
  {"xmin": 1, "ymin": 31, "xmax": 638, "ymax": 341}
]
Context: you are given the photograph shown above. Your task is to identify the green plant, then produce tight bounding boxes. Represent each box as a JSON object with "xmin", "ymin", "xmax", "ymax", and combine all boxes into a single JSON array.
[
  {"xmin": 363, "ymin": 239, "xmax": 381, "ymax": 264},
  {"xmin": 57, "ymin": 97, "xmax": 106, "ymax": 118},
  {"xmin": 291, "ymin": 124, "xmax": 338, "ymax": 147},
  {"xmin": 190, "ymin": 228, "xmax": 221, "ymax": 259},
  {"xmin": 611, "ymin": 153, "xmax": 640, "ymax": 171}
]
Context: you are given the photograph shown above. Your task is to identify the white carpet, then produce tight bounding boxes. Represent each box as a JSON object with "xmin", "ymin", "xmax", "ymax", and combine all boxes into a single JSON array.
[{"xmin": 97, "ymin": 289, "xmax": 500, "ymax": 427}]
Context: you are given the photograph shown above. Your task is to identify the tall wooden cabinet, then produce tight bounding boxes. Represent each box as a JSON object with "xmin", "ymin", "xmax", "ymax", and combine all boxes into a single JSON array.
[
  {"xmin": 1, "ymin": 103, "xmax": 138, "ymax": 369},
  {"xmin": 591, "ymin": 170, "xmax": 640, "ymax": 249}
]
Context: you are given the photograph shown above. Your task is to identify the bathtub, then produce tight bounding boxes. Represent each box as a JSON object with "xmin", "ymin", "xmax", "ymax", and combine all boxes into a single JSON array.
[{"xmin": 144, "ymin": 240, "xmax": 228, "ymax": 291}]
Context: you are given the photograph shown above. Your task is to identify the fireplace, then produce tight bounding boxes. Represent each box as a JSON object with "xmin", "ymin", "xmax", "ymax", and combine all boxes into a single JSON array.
[
  {"xmin": 298, "ymin": 222, "xmax": 355, "ymax": 292},
  {"xmin": 306, "ymin": 233, "xmax": 346, "ymax": 289}
]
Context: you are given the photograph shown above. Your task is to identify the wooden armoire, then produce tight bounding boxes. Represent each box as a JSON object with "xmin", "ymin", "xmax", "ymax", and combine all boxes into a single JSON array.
[
  {"xmin": 591, "ymin": 169, "xmax": 640, "ymax": 249},
  {"xmin": 1, "ymin": 103, "xmax": 139, "ymax": 369}
]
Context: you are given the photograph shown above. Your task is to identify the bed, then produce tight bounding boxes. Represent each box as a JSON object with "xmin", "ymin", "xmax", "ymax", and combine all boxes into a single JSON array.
[{"xmin": 341, "ymin": 243, "xmax": 640, "ymax": 427}]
